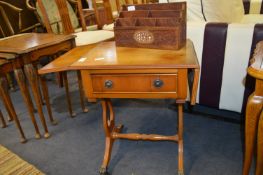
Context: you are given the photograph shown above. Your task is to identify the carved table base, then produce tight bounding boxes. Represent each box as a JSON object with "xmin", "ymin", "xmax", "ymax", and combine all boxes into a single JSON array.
[{"xmin": 99, "ymin": 99, "xmax": 184, "ymax": 175}]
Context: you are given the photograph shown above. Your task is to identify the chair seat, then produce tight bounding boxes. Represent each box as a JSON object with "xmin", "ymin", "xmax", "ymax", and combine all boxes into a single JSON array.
[
  {"xmin": 102, "ymin": 23, "xmax": 114, "ymax": 31},
  {"xmin": 74, "ymin": 30, "xmax": 114, "ymax": 46},
  {"xmin": 74, "ymin": 25, "xmax": 98, "ymax": 33}
]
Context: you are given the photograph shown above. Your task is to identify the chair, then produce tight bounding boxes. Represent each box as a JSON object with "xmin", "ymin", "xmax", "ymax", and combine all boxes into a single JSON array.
[
  {"xmin": 27, "ymin": 0, "xmax": 114, "ymax": 46},
  {"xmin": 97, "ymin": 0, "xmax": 157, "ymax": 30},
  {"xmin": 27, "ymin": 0, "xmax": 115, "ymax": 117},
  {"xmin": 0, "ymin": 1, "xmax": 42, "ymax": 37},
  {"xmin": 243, "ymin": 40, "xmax": 263, "ymax": 175}
]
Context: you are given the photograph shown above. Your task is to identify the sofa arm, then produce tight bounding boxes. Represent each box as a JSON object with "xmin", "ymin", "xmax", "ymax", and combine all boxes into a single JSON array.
[{"xmin": 187, "ymin": 21, "xmax": 263, "ymax": 113}]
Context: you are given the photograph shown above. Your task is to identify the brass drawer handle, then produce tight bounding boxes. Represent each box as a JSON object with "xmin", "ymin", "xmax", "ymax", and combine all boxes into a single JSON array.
[
  {"xmin": 104, "ymin": 80, "xmax": 113, "ymax": 89},
  {"xmin": 153, "ymin": 79, "xmax": 163, "ymax": 88}
]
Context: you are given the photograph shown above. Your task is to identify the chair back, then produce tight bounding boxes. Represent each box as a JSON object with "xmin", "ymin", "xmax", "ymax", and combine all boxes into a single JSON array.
[
  {"xmin": 0, "ymin": 1, "xmax": 22, "ymax": 37},
  {"xmin": 33, "ymin": 0, "xmax": 87, "ymax": 34},
  {"xmin": 94, "ymin": 0, "xmax": 154, "ymax": 28}
]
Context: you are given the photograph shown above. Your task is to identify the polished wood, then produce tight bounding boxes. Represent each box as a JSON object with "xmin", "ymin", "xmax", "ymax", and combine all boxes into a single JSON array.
[
  {"xmin": 0, "ymin": 109, "xmax": 6, "ymax": 128},
  {"xmin": 257, "ymin": 111, "xmax": 263, "ymax": 175},
  {"xmin": 24, "ymin": 63, "xmax": 50, "ymax": 138},
  {"xmin": 0, "ymin": 58, "xmax": 28, "ymax": 142},
  {"xmin": 0, "ymin": 33, "xmax": 75, "ymax": 54},
  {"xmin": 0, "ymin": 1, "xmax": 41, "ymax": 37},
  {"xmin": 14, "ymin": 67, "xmax": 41, "ymax": 140},
  {"xmin": 243, "ymin": 40, "xmax": 263, "ymax": 175},
  {"xmin": 0, "ymin": 33, "xmax": 76, "ymax": 139},
  {"xmin": 32, "ymin": 0, "xmax": 92, "ymax": 113},
  {"xmin": 39, "ymin": 40, "xmax": 199, "ymax": 175},
  {"xmin": 77, "ymin": 70, "xmax": 89, "ymax": 112},
  {"xmin": 40, "ymin": 75, "xmax": 58, "ymax": 125},
  {"xmin": 0, "ymin": 75, "xmax": 27, "ymax": 143},
  {"xmin": 92, "ymin": 0, "xmax": 113, "ymax": 29},
  {"xmin": 62, "ymin": 72, "xmax": 76, "ymax": 118}
]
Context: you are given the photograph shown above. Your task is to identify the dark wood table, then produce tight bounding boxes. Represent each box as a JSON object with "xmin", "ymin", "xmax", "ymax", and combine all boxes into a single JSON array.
[
  {"xmin": 39, "ymin": 40, "xmax": 200, "ymax": 175},
  {"xmin": 0, "ymin": 33, "xmax": 76, "ymax": 140}
]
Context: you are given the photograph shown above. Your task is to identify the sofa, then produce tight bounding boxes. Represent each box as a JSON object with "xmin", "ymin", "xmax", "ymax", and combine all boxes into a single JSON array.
[{"xmin": 155, "ymin": 0, "xmax": 263, "ymax": 113}]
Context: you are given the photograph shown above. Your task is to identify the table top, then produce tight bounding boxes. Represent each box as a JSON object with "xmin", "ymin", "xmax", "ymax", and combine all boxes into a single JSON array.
[
  {"xmin": 0, "ymin": 53, "xmax": 16, "ymax": 60},
  {"xmin": 39, "ymin": 40, "xmax": 199, "ymax": 74},
  {"xmin": 0, "ymin": 33, "xmax": 76, "ymax": 56}
]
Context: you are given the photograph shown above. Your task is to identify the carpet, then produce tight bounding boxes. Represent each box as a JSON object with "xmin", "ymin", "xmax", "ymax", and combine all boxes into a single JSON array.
[{"xmin": 0, "ymin": 145, "xmax": 44, "ymax": 175}]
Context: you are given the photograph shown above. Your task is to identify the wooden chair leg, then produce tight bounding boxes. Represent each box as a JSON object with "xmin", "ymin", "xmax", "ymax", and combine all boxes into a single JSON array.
[
  {"xmin": 62, "ymin": 71, "xmax": 76, "ymax": 117},
  {"xmin": 242, "ymin": 93, "xmax": 262, "ymax": 175},
  {"xmin": 0, "ymin": 75, "xmax": 26, "ymax": 143},
  {"xmin": 256, "ymin": 111, "xmax": 263, "ymax": 175},
  {"xmin": 77, "ymin": 71, "xmax": 88, "ymax": 113},
  {"xmin": 24, "ymin": 64, "xmax": 50, "ymax": 138},
  {"xmin": 40, "ymin": 75, "xmax": 58, "ymax": 125},
  {"xmin": 0, "ymin": 109, "xmax": 7, "ymax": 128}
]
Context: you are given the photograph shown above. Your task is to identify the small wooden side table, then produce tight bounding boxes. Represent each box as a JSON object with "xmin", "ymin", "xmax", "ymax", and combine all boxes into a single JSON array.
[
  {"xmin": 0, "ymin": 33, "xmax": 76, "ymax": 138},
  {"xmin": 39, "ymin": 40, "xmax": 200, "ymax": 175},
  {"xmin": 243, "ymin": 41, "xmax": 263, "ymax": 175}
]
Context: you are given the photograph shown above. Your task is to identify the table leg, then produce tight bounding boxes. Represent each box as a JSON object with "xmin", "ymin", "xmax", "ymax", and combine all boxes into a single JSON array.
[
  {"xmin": 242, "ymin": 93, "xmax": 263, "ymax": 175},
  {"xmin": 33, "ymin": 63, "xmax": 45, "ymax": 105},
  {"xmin": 14, "ymin": 68, "xmax": 41, "ymax": 139},
  {"xmin": 178, "ymin": 103, "xmax": 184, "ymax": 175},
  {"xmin": 77, "ymin": 71, "xmax": 88, "ymax": 113},
  {"xmin": 0, "ymin": 75, "xmax": 27, "ymax": 142},
  {"xmin": 23, "ymin": 64, "xmax": 50, "ymax": 138},
  {"xmin": 99, "ymin": 99, "xmax": 121, "ymax": 175},
  {"xmin": 62, "ymin": 72, "xmax": 76, "ymax": 118},
  {"xmin": 0, "ymin": 76, "xmax": 14, "ymax": 122},
  {"xmin": 256, "ymin": 111, "xmax": 263, "ymax": 175},
  {"xmin": 40, "ymin": 75, "xmax": 58, "ymax": 125},
  {"xmin": 0, "ymin": 109, "xmax": 6, "ymax": 128},
  {"xmin": 57, "ymin": 72, "xmax": 64, "ymax": 88}
]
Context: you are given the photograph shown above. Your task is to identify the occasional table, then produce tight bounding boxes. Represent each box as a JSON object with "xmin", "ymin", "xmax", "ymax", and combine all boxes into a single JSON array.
[
  {"xmin": 39, "ymin": 40, "xmax": 200, "ymax": 175},
  {"xmin": 0, "ymin": 33, "xmax": 76, "ymax": 139}
]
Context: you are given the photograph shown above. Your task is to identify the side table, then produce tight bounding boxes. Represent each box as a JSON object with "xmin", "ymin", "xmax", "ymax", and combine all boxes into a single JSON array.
[
  {"xmin": 39, "ymin": 40, "xmax": 200, "ymax": 175},
  {"xmin": 0, "ymin": 33, "xmax": 76, "ymax": 138}
]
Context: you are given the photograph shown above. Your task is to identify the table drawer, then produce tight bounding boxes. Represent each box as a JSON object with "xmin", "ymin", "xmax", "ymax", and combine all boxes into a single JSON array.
[{"xmin": 91, "ymin": 74, "xmax": 177, "ymax": 93}]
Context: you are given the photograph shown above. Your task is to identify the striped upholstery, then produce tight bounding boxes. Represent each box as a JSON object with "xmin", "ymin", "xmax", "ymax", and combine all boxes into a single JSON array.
[
  {"xmin": 243, "ymin": 0, "xmax": 263, "ymax": 14},
  {"xmin": 188, "ymin": 22, "xmax": 263, "ymax": 113}
]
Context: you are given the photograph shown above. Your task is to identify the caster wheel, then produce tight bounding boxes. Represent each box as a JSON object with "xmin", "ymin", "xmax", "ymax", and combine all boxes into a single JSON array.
[{"xmin": 99, "ymin": 167, "xmax": 110, "ymax": 175}]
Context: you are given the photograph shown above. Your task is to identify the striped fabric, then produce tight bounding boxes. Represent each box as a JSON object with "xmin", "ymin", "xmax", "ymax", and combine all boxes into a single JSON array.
[
  {"xmin": 0, "ymin": 145, "xmax": 44, "ymax": 175},
  {"xmin": 187, "ymin": 22, "xmax": 263, "ymax": 113},
  {"xmin": 243, "ymin": 0, "xmax": 263, "ymax": 14}
]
